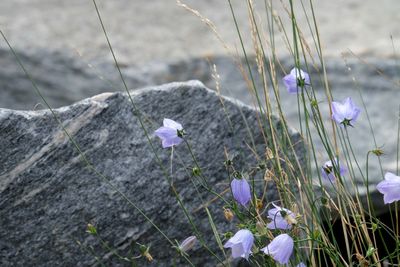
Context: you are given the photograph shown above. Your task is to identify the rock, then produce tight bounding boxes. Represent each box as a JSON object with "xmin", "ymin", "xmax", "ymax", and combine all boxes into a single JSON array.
[
  {"xmin": 1, "ymin": 46, "xmax": 397, "ymax": 212},
  {"xmin": 0, "ymin": 48, "xmax": 146, "ymax": 110},
  {"xmin": 0, "ymin": 81, "xmax": 303, "ymax": 266}
]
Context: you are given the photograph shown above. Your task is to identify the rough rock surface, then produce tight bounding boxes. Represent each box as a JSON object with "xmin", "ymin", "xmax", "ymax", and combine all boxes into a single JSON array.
[{"xmin": 0, "ymin": 81, "xmax": 302, "ymax": 266}]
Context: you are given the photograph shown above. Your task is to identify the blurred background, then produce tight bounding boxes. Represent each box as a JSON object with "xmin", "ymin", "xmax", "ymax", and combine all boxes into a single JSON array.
[
  {"xmin": 0, "ymin": 0, "xmax": 399, "ymax": 108},
  {"xmin": 0, "ymin": 0, "xmax": 399, "ymax": 187},
  {"xmin": 0, "ymin": 0, "xmax": 399, "ymax": 64}
]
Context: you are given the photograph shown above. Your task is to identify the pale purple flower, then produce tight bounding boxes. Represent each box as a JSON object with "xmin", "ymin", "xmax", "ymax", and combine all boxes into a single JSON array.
[
  {"xmin": 296, "ymin": 262, "xmax": 306, "ymax": 267},
  {"xmin": 178, "ymin": 236, "xmax": 197, "ymax": 252},
  {"xmin": 231, "ymin": 178, "xmax": 251, "ymax": 206},
  {"xmin": 224, "ymin": 229, "xmax": 254, "ymax": 260},
  {"xmin": 283, "ymin": 68, "xmax": 310, "ymax": 94},
  {"xmin": 376, "ymin": 172, "xmax": 400, "ymax": 204},
  {"xmin": 321, "ymin": 159, "xmax": 347, "ymax": 182},
  {"xmin": 267, "ymin": 203, "xmax": 296, "ymax": 230},
  {"xmin": 261, "ymin": 233, "xmax": 294, "ymax": 265},
  {"xmin": 331, "ymin": 97, "xmax": 361, "ymax": 127},
  {"xmin": 154, "ymin": 118, "xmax": 184, "ymax": 148}
]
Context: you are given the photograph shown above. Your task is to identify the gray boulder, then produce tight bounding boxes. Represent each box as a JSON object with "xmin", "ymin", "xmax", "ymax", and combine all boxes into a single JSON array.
[{"xmin": 0, "ymin": 81, "xmax": 302, "ymax": 266}]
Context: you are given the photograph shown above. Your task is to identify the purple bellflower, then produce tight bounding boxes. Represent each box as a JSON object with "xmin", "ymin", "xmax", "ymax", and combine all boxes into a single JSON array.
[
  {"xmin": 261, "ymin": 233, "xmax": 294, "ymax": 265},
  {"xmin": 224, "ymin": 229, "xmax": 254, "ymax": 260},
  {"xmin": 331, "ymin": 97, "xmax": 361, "ymax": 127},
  {"xmin": 321, "ymin": 159, "xmax": 347, "ymax": 183},
  {"xmin": 154, "ymin": 118, "xmax": 184, "ymax": 148},
  {"xmin": 296, "ymin": 262, "xmax": 307, "ymax": 267},
  {"xmin": 267, "ymin": 203, "xmax": 296, "ymax": 230},
  {"xmin": 376, "ymin": 172, "xmax": 400, "ymax": 204},
  {"xmin": 283, "ymin": 68, "xmax": 310, "ymax": 94},
  {"xmin": 231, "ymin": 178, "xmax": 251, "ymax": 207}
]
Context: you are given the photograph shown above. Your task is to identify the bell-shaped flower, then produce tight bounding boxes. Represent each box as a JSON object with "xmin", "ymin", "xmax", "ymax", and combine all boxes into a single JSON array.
[
  {"xmin": 321, "ymin": 159, "xmax": 347, "ymax": 183},
  {"xmin": 283, "ymin": 68, "xmax": 310, "ymax": 94},
  {"xmin": 224, "ymin": 229, "xmax": 254, "ymax": 260},
  {"xmin": 331, "ymin": 97, "xmax": 361, "ymax": 127},
  {"xmin": 261, "ymin": 233, "xmax": 294, "ymax": 265},
  {"xmin": 154, "ymin": 118, "xmax": 184, "ymax": 148},
  {"xmin": 178, "ymin": 236, "xmax": 197, "ymax": 252},
  {"xmin": 267, "ymin": 203, "xmax": 296, "ymax": 230},
  {"xmin": 231, "ymin": 178, "xmax": 251, "ymax": 206},
  {"xmin": 296, "ymin": 262, "xmax": 306, "ymax": 267},
  {"xmin": 376, "ymin": 172, "xmax": 400, "ymax": 204}
]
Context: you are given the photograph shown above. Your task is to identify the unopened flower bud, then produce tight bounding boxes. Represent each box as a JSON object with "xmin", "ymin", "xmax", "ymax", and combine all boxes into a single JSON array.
[
  {"xmin": 256, "ymin": 199, "xmax": 263, "ymax": 211},
  {"xmin": 257, "ymin": 163, "xmax": 266, "ymax": 171},
  {"xmin": 366, "ymin": 246, "xmax": 376, "ymax": 258},
  {"xmin": 265, "ymin": 148, "xmax": 274, "ymax": 160},
  {"xmin": 372, "ymin": 223, "xmax": 379, "ymax": 232},
  {"xmin": 371, "ymin": 148, "xmax": 384, "ymax": 156},
  {"xmin": 224, "ymin": 159, "xmax": 233, "ymax": 166},
  {"xmin": 231, "ymin": 178, "xmax": 251, "ymax": 206},
  {"xmin": 264, "ymin": 169, "xmax": 274, "ymax": 182},
  {"xmin": 223, "ymin": 208, "xmax": 234, "ymax": 221},
  {"xmin": 178, "ymin": 236, "xmax": 197, "ymax": 252},
  {"xmin": 192, "ymin": 167, "xmax": 201, "ymax": 176},
  {"xmin": 86, "ymin": 223, "xmax": 97, "ymax": 235},
  {"xmin": 139, "ymin": 245, "xmax": 153, "ymax": 262}
]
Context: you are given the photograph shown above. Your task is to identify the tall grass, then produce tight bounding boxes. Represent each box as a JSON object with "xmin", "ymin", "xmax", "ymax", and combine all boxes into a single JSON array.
[{"xmin": 174, "ymin": 0, "xmax": 400, "ymax": 265}]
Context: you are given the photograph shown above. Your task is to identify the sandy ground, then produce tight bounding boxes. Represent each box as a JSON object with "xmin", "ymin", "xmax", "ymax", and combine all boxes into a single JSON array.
[{"xmin": 0, "ymin": 0, "xmax": 399, "ymax": 64}]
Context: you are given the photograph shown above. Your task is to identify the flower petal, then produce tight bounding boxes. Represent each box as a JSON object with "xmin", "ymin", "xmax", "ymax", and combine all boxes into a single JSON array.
[
  {"xmin": 332, "ymin": 97, "xmax": 361, "ymax": 126},
  {"xmin": 261, "ymin": 234, "xmax": 294, "ymax": 264},
  {"xmin": 377, "ymin": 172, "xmax": 400, "ymax": 204},
  {"xmin": 332, "ymin": 102, "xmax": 346, "ymax": 124},
  {"xmin": 283, "ymin": 74, "xmax": 298, "ymax": 94},
  {"xmin": 385, "ymin": 172, "xmax": 400, "ymax": 181},
  {"xmin": 162, "ymin": 136, "xmax": 183, "ymax": 148},
  {"xmin": 224, "ymin": 229, "xmax": 254, "ymax": 260},
  {"xmin": 163, "ymin": 118, "xmax": 182, "ymax": 130},
  {"xmin": 267, "ymin": 204, "xmax": 294, "ymax": 230},
  {"xmin": 283, "ymin": 68, "xmax": 310, "ymax": 94},
  {"xmin": 154, "ymin": 126, "xmax": 177, "ymax": 139}
]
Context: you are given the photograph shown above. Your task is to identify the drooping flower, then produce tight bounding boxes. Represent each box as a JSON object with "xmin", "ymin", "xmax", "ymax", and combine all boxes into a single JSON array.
[
  {"xmin": 267, "ymin": 203, "xmax": 296, "ymax": 230},
  {"xmin": 376, "ymin": 172, "xmax": 400, "ymax": 204},
  {"xmin": 331, "ymin": 97, "xmax": 361, "ymax": 127},
  {"xmin": 261, "ymin": 233, "xmax": 294, "ymax": 265},
  {"xmin": 224, "ymin": 229, "xmax": 254, "ymax": 260},
  {"xmin": 231, "ymin": 178, "xmax": 251, "ymax": 206},
  {"xmin": 154, "ymin": 118, "xmax": 184, "ymax": 148},
  {"xmin": 321, "ymin": 159, "xmax": 347, "ymax": 183},
  {"xmin": 283, "ymin": 68, "xmax": 310, "ymax": 94},
  {"xmin": 296, "ymin": 262, "xmax": 307, "ymax": 267},
  {"xmin": 178, "ymin": 236, "xmax": 197, "ymax": 252}
]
